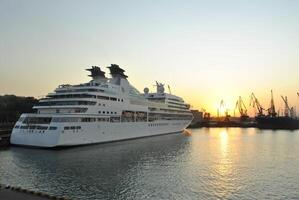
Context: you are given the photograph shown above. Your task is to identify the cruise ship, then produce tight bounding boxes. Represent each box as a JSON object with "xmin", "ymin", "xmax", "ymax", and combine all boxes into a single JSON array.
[{"xmin": 10, "ymin": 64, "xmax": 193, "ymax": 147}]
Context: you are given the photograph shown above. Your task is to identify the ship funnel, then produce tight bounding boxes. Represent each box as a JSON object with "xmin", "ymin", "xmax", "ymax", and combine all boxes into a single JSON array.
[
  {"xmin": 86, "ymin": 66, "xmax": 106, "ymax": 82},
  {"xmin": 107, "ymin": 64, "xmax": 128, "ymax": 79}
]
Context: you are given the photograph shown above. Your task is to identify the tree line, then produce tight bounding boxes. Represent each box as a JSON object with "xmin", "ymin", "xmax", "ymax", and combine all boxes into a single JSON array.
[{"xmin": 0, "ymin": 95, "xmax": 38, "ymax": 124}]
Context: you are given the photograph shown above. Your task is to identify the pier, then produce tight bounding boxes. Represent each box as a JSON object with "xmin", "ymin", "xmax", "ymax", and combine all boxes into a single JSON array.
[
  {"xmin": 188, "ymin": 110, "xmax": 257, "ymax": 128},
  {"xmin": 0, "ymin": 131, "xmax": 11, "ymax": 148},
  {"xmin": 0, "ymin": 184, "xmax": 71, "ymax": 200},
  {"xmin": 0, "ymin": 123, "xmax": 13, "ymax": 148}
]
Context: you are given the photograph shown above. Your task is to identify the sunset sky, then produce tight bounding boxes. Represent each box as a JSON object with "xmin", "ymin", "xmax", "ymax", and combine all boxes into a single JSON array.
[{"xmin": 0, "ymin": 0, "xmax": 299, "ymax": 116}]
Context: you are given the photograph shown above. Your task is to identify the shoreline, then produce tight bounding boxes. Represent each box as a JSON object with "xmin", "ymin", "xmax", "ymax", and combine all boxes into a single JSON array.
[
  {"xmin": 0, "ymin": 129, "xmax": 11, "ymax": 148},
  {"xmin": 0, "ymin": 184, "xmax": 71, "ymax": 200}
]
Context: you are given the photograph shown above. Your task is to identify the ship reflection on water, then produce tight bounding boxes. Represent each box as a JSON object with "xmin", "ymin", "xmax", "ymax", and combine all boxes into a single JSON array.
[
  {"xmin": 1, "ymin": 128, "xmax": 299, "ymax": 199},
  {"xmin": 1, "ymin": 133, "xmax": 190, "ymax": 199}
]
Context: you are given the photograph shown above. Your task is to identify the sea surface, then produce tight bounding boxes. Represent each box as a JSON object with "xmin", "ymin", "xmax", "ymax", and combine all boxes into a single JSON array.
[{"xmin": 1, "ymin": 128, "xmax": 299, "ymax": 200}]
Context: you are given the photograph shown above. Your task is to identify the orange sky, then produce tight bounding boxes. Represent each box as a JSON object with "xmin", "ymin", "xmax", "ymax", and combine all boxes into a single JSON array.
[{"xmin": 0, "ymin": 1, "xmax": 299, "ymax": 116}]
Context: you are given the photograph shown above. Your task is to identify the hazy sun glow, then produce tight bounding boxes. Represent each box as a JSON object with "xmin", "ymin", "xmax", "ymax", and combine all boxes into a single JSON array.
[{"xmin": 0, "ymin": 1, "xmax": 299, "ymax": 116}]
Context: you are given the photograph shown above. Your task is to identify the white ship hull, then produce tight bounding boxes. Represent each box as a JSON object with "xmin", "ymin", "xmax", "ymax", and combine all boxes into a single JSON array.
[{"xmin": 11, "ymin": 119, "xmax": 191, "ymax": 148}]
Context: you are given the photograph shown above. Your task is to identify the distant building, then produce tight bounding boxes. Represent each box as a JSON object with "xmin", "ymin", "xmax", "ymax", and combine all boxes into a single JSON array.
[{"xmin": 190, "ymin": 110, "xmax": 204, "ymax": 126}]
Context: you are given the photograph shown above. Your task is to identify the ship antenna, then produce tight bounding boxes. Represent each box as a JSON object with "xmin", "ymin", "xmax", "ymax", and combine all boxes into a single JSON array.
[{"xmin": 168, "ymin": 85, "xmax": 172, "ymax": 94}]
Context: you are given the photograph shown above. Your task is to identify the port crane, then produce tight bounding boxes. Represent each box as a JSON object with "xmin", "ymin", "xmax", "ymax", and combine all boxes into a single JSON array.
[
  {"xmin": 218, "ymin": 99, "xmax": 225, "ymax": 117},
  {"xmin": 234, "ymin": 96, "xmax": 249, "ymax": 120},
  {"xmin": 268, "ymin": 90, "xmax": 277, "ymax": 117},
  {"xmin": 250, "ymin": 93, "xmax": 265, "ymax": 117},
  {"xmin": 218, "ymin": 99, "xmax": 230, "ymax": 121},
  {"xmin": 281, "ymin": 95, "xmax": 295, "ymax": 118}
]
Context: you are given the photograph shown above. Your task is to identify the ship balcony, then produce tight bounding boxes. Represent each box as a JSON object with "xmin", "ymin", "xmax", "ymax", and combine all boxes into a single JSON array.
[
  {"xmin": 39, "ymin": 97, "xmax": 97, "ymax": 102},
  {"xmin": 54, "ymin": 86, "xmax": 106, "ymax": 93},
  {"xmin": 33, "ymin": 105, "xmax": 91, "ymax": 110},
  {"xmin": 35, "ymin": 99, "xmax": 96, "ymax": 106}
]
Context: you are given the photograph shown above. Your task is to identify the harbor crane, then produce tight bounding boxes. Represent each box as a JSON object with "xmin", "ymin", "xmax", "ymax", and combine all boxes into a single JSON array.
[
  {"xmin": 218, "ymin": 99, "xmax": 230, "ymax": 121},
  {"xmin": 218, "ymin": 99, "xmax": 225, "ymax": 117},
  {"xmin": 268, "ymin": 90, "xmax": 277, "ymax": 117},
  {"xmin": 234, "ymin": 96, "xmax": 249, "ymax": 120},
  {"xmin": 250, "ymin": 93, "xmax": 265, "ymax": 117},
  {"xmin": 281, "ymin": 95, "xmax": 295, "ymax": 118}
]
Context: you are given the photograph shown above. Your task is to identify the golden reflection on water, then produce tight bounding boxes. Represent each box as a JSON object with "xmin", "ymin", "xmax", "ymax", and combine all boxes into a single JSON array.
[
  {"xmin": 219, "ymin": 130, "xmax": 228, "ymax": 157},
  {"xmin": 188, "ymin": 128, "xmax": 259, "ymax": 198},
  {"xmin": 216, "ymin": 129, "xmax": 233, "ymax": 189},
  {"xmin": 193, "ymin": 128, "xmax": 246, "ymax": 198}
]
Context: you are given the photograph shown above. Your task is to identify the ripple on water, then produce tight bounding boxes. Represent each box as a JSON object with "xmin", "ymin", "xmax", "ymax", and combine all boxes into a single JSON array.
[{"xmin": 1, "ymin": 129, "xmax": 299, "ymax": 199}]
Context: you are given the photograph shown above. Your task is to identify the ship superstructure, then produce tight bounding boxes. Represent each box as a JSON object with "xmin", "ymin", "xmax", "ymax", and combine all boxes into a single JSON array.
[{"xmin": 10, "ymin": 65, "xmax": 193, "ymax": 147}]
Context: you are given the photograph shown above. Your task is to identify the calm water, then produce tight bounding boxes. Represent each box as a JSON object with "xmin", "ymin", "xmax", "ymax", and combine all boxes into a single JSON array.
[{"xmin": 1, "ymin": 128, "xmax": 299, "ymax": 200}]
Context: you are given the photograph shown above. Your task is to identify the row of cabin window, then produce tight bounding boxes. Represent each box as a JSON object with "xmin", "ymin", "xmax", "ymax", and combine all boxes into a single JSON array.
[
  {"xmin": 54, "ymin": 108, "xmax": 87, "ymax": 114},
  {"xmin": 64, "ymin": 126, "xmax": 81, "ymax": 130},
  {"xmin": 49, "ymin": 93, "xmax": 124, "ymax": 102},
  {"xmin": 101, "ymin": 116, "xmax": 146, "ymax": 123},
  {"xmin": 121, "ymin": 117, "xmax": 147, "ymax": 122},
  {"xmin": 167, "ymin": 105, "xmax": 188, "ymax": 110},
  {"xmin": 56, "ymin": 89, "xmax": 104, "ymax": 93},
  {"xmin": 15, "ymin": 125, "xmax": 57, "ymax": 130},
  {"xmin": 148, "ymin": 117, "xmax": 191, "ymax": 121},
  {"xmin": 21, "ymin": 117, "xmax": 52, "ymax": 124},
  {"xmin": 98, "ymin": 111, "xmax": 118, "ymax": 115},
  {"xmin": 51, "ymin": 113, "xmax": 190, "ymax": 124},
  {"xmin": 97, "ymin": 96, "xmax": 124, "ymax": 102},
  {"xmin": 37, "ymin": 101, "xmax": 97, "ymax": 106},
  {"xmin": 159, "ymin": 108, "xmax": 191, "ymax": 114},
  {"xmin": 81, "ymin": 118, "xmax": 109, "ymax": 122},
  {"xmin": 148, "ymin": 113, "xmax": 193, "ymax": 120},
  {"xmin": 149, "ymin": 107, "xmax": 189, "ymax": 113},
  {"xmin": 38, "ymin": 98, "xmax": 123, "ymax": 107},
  {"xmin": 51, "ymin": 117, "xmax": 108, "ymax": 123},
  {"xmin": 51, "ymin": 116, "xmax": 144, "ymax": 123},
  {"xmin": 20, "ymin": 113, "xmax": 190, "ymax": 125},
  {"xmin": 47, "ymin": 94, "xmax": 97, "ymax": 99},
  {"xmin": 167, "ymin": 98, "xmax": 184, "ymax": 102},
  {"xmin": 148, "ymin": 123, "xmax": 169, "ymax": 127},
  {"xmin": 167, "ymin": 101, "xmax": 188, "ymax": 107}
]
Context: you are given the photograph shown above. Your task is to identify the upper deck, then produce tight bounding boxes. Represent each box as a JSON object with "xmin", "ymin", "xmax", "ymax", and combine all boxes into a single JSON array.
[{"xmin": 31, "ymin": 65, "xmax": 192, "ymax": 116}]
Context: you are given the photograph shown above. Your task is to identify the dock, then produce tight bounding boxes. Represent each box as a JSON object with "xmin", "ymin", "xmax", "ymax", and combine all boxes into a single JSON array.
[
  {"xmin": 188, "ymin": 111, "xmax": 257, "ymax": 128},
  {"xmin": 188, "ymin": 120, "xmax": 256, "ymax": 128},
  {"xmin": 0, "ymin": 184, "xmax": 71, "ymax": 200},
  {"xmin": 0, "ymin": 123, "xmax": 13, "ymax": 148},
  {"xmin": 0, "ymin": 130, "xmax": 11, "ymax": 148},
  {"xmin": 0, "ymin": 187, "xmax": 49, "ymax": 200}
]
